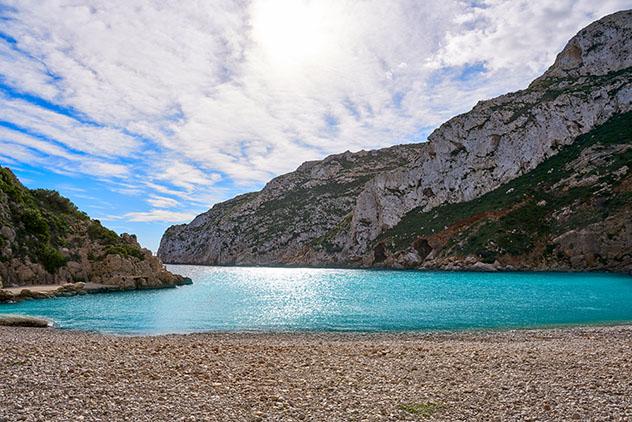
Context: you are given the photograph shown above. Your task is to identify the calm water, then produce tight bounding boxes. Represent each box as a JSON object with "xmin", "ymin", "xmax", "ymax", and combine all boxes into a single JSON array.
[{"xmin": 1, "ymin": 266, "xmax": 632, "ymax": 335}]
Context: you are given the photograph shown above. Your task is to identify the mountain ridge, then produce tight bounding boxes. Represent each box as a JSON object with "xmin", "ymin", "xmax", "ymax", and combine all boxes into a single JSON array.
[{"xmin": 158, "ymin": 10, "xmax": 632, "ymax": 273}]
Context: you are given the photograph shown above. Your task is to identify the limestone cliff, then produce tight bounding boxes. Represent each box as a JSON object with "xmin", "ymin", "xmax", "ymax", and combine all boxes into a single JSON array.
[
  {"xmin": 159, "ymin": 144, "xmax": 421, "ymax": 264},
  {"xmin": 159, "ymin": 10, "xmax": 632, "ymax": 273},
  {"xmin": 374, "ymin": 111, "xmax": 632, "ymax": 272},
  {"xmin": 343, "ymin": 10, "xmax": 632, "ymax": 261},
  {"xmin": 0, "ymin": 167, "xmax": 190, "ymax": 296}
]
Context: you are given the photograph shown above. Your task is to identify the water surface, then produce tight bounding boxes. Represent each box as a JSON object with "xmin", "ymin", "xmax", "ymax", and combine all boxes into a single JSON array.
[{"xmin": 1, "ymin": 266, "xmax": 631, "ymax": 335}]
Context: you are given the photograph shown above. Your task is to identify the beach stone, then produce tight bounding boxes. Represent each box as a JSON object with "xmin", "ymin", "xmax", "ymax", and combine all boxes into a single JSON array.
[
  {"xmin": 0, "ymin": 315, "xmax": 50, "ymax": 327},
  {"xmin": 0, "ymin": 325, "xmax": 631, "ymax": 420}
]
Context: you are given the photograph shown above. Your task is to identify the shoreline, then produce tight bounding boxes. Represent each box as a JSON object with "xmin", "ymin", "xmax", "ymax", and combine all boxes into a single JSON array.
[
  {"xmin": 2, "ymin": 324, "xmax": 631, "ymax": 420},
  {"xmin": 11, "ymin": 320, "xmax": 632, "ymax": 338},
  {"xmin": 3, "ymin": 304, "xmax": 632, "ymax": 337},
  {"xmin": 166, "ymin": 262, "xmax": 632, "ymax": 275},
  {"xmin": 0, "ymin": 282, "xmax": 123, "ymax": 303},
  {"xmin": 43, "ymin": 320, "xmax": 632, "ymax": 338},
  {"xmin": 52, "ymin": 323, "xmax": 632, "ymax": 342},
  {"xmin": 0, "ymin": 279, "xmax": 192, "ymax": 303}
]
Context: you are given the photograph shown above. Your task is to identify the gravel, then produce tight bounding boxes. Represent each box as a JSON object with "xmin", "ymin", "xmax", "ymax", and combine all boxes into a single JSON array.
[{"xmin": 1, "ymin": 325, "xmax": 631, "ymax": 421}]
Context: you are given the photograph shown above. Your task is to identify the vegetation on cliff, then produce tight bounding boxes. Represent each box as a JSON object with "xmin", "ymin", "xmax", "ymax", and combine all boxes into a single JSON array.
[
  {"xmin": 0, "ymin": 167, "xmax": 138, "ymax": 270},
  {"xmin": 0, "ymin": 167, "xmax": 187, "ymax": 290},
  {"xmin": 377, "ymin": 111, "xmax": 632, "ymax": 271}
]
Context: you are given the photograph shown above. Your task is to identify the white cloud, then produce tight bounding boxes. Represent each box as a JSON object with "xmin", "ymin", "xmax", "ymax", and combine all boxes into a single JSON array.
[
  {"xmin": 0, "ymin": 0, "xmax": 463, "ymax": 184},
  {"xmin": 0, "ymin": 125, "xmax": 130, "ymax": 177},
  {"xmin": 122, "ymin": 209, "xmax": 198, "ymax": 223},
  {"xmin": 0, "ymin": 42, "xmax": 60, "ymax": 100},
  {"xmin": 153, "ymin": 159, "xmax": 222, "ymax": 191},
  {"xmin": 429, "ymin": 0, "xmax": 632, "ymax": 91},
  {"xmin": 147, "ymin": 195, "xmax": 179, "ymax": 209},
  {"xmin": 0, "ymin": 94, "xmax": 139, "ymax": 157},
  {"xmin": 0, "ymin": 125, "xmax": 77, "ymax": 160},
  {"xmin": 0, "ymin": 0, "xmax": 629, "ymax": 248}
]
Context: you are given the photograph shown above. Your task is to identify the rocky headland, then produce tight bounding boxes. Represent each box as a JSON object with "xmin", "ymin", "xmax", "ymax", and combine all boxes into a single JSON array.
[
  {"xmin": 158, "ymin": 10, "xmax": 632, "ymax": 274},
  {"xmin": 0, "ymin": 167, "xmax": 190, "ymax": 303}
]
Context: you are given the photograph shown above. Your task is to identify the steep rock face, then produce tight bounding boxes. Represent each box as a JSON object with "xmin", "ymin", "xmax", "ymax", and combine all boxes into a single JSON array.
[
  {"xmin": 344, "ymin": 10, "xmax": 632, "ymax": 260},
  {"xmin": 535, "ymin": 11, "xmax": 632, "ymax": 81},
  {"xmin": 375, "ymin": 112, "xmax": 632, "ymax": 272},
  {"xmin": 0, "ymin": 167, "xmax": 189, "ymax": 291},
  {"xmin": 159, "ymin": 10, "xmax": 632, "ymax": 272},
  {"xmin": 159, "ymin": 144, "xmax": 421, "ymax": 264}
]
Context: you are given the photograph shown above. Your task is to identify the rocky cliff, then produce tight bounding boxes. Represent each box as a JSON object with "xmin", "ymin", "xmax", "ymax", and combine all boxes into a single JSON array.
[
  {"xmin": 0, "ymin": 167, "xmax": 190, "ymax": 297},
  {"xmin": 159, "ymin": 144, "xmax": 422, "ymax": 264},
  {"xmin": 159, "ymin": 10, "xmax": 632, "ymax": 273},
  {"xmin": 374, "ymin": 111, "xmax": 632, "ymax": 272}
]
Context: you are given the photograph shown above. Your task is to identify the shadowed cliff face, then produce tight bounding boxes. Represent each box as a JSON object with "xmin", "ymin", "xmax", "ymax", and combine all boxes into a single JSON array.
[
  {"xmin": 159, "ymin": 10, "xmax": 632, "ymax": 273},
  {"xmin": 0, "ymin": 168, "xmax": 188, "ymax": 291},
  {"xmin": 158, "ymin": 144, "xmax": 423, "ymax": 265}
]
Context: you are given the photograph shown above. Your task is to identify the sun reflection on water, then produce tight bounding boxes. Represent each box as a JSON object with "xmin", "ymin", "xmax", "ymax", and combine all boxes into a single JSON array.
[{"xmin": 2, "ymin": 267, "xmax": 632, "ymax": 334}]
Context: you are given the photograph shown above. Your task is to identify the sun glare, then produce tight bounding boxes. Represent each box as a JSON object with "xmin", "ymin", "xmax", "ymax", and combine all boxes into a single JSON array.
[{"xmin": 251, "ymin": 0, "xmax": 337, "ymax": 67}]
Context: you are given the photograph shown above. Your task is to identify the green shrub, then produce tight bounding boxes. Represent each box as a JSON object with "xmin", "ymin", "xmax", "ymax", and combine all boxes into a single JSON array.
[
  {"xmin": 104, "ymin": 244, "xmax": 145, "ymax": 260},
  {"xmin": 39, "ymin": 245, "xmax": 67, "ymax": 273},
  {"xmin": 379, "ymin": 111, "xmax": 632, "ymax": 253},
  {"xmin": 399, "ymin": 402, "xmax": 441, "ymax": 417},
  {"xmin": 32, "ymin": 189, "xmax": 85, "ymax": 218},
  {"xmin": 20, "ymin": 208, "xmax": 50, "ymax": 240},
  {"xmin": 88, "ymin": 221, "xmax": 119, "ymax": 244},
  {"xmin": 0, "ymin": 167, "xmax": 26, "ymax": 202}
]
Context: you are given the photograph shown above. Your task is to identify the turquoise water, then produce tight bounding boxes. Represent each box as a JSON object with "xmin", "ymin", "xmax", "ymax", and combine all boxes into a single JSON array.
[{"xmin": 1, "ymin": 266, "xmax": 632, "ymax": 335}]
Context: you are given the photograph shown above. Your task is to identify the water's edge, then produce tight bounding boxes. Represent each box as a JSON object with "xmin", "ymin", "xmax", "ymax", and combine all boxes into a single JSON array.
[{"xmin": 2, "ymin": 267, "xmax": 631, "ymax": 335}]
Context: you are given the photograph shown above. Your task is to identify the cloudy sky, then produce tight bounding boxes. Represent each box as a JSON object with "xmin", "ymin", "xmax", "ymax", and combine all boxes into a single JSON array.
[{"xmin": 0, "ymin": 0, "xmax": 630, "ymax": 250}]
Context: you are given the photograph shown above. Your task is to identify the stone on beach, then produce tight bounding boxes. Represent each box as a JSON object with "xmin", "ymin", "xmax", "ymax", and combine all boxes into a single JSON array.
[{"xmin": 0, "ymin": 315, "xmax": 50, "ymax": 328}]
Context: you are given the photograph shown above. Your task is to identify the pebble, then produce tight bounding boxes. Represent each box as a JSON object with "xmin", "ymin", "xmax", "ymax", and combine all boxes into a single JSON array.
[{"xmin": 0, "ymin": 326, "xmax": 631, "ymax": 421}]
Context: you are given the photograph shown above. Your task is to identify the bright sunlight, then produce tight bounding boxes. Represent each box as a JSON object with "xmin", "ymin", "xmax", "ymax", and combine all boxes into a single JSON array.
[{"xmin": 250, "ymin": 0, "xmax": 341, "ymax": 67}]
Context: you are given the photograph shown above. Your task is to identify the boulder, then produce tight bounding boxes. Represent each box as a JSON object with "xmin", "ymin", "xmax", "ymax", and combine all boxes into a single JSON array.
[
  {"xmin": 471, "ymin": 261, "xmax": 499, "ymax": 272},
  {"xmin": 0, "ymin": 226, "xmax": 16, "ymax": 243},
  {"xmin": 0, "ymin": 289, "xmax": 14, "ymax": 302},
  {"xmin": 0, "ymin": 315, "xmax": 51, "ymax": 328}
]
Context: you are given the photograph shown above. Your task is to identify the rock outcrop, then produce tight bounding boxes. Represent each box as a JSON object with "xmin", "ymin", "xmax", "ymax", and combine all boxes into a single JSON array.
[
  {"xmin": 159, "ymin": 144, "xmax": 422, "ymax": 264},
  {"xmin": 0, "ymin": 167, "xmax": 190, "ymax": 301},
  {"xmin": 159, "ymin": 10, "xmax": 632, "ymax": 274},
  {"xmin": 343, "ymin": 10, "xmax": 632, "ymax": 260},
  {"xmin": 374, "ymin": 112, "xmax": 632, "ymax": 272},
  {"xmin": 0, "ymin": 314, "xmax": 50, "ymax": 327}
]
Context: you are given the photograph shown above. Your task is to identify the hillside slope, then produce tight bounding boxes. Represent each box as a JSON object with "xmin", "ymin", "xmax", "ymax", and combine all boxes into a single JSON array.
[
  {"xmin": 342, "ymin": 10, "xmax": 632, "ymax": 262},
  {"xmin": 159, "ymin": 10, "xmax": 632, "ymax": 273},
  {"xmin": 376, "ymin": 111, "xmax": 632, "ymax": 272},
  {"xmin": 0, "ymin": 167, "xmax": 189, "ymax": 293},
  {"xmin": 159, "ymin": 144, "xmax": 421, "ymax": 264}
]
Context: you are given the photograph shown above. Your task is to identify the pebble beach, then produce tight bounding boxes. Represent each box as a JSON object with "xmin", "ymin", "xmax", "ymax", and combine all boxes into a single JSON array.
[{"xmin": 1, "ymin": 325, "xmax": 631, "ymax": 421}]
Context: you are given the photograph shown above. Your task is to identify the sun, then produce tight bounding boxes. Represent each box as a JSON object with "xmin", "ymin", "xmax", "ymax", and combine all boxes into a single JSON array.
[{"xmin": 251, "ymin": 0, "xmax": 337, "ymax": 67}]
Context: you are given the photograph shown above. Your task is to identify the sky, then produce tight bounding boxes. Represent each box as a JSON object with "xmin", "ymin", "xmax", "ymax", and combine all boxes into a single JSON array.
[{"xmin": 0, "ymin": 0, "xmax": 631, "ymax": 251}]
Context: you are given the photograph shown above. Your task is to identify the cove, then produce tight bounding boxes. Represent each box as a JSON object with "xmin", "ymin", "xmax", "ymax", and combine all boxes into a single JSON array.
[{"xmin": 1, "ymin": 266, "xmax": 631, "ymax": 335}]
